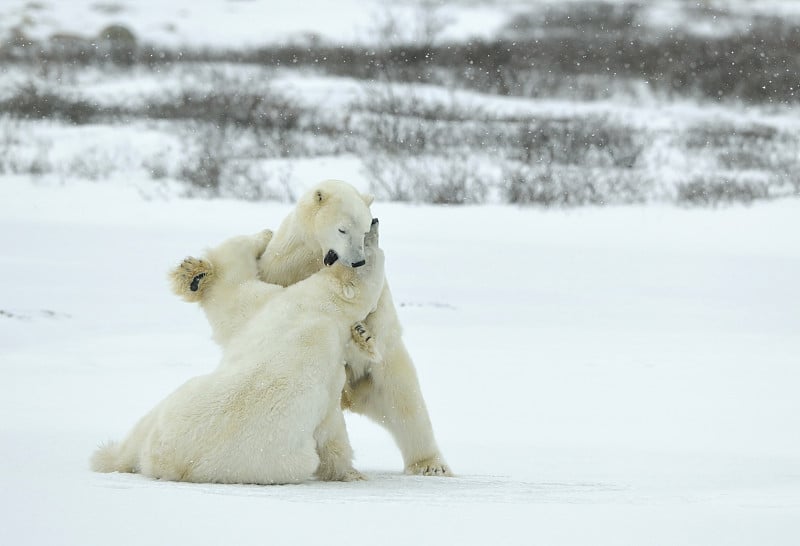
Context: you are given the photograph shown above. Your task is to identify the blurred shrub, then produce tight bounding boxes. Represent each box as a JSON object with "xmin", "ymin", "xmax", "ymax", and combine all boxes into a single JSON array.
[
  {"xmin": 364, "ymin": 153, "xmax": 488, "ymax": 205},
  {"xmin": 509, "ymin": 116, "xmax": 643, "ymax": 168},
  {"xmin": 3, "ymin": 3, "xmax": 799, "ymax": 104},
  {"xmin": 676, "ymin": 175, "xmax": 771, "ymax": 206},
  {"xmin": 504, "ymin": 163, "xmax": 648, "ymax": 206},
  {"xmin": 147, "ymin": 89, "xmax": 298, "ymax": 132},
  {"xmin": 178, "ymin": 123, "xmax": 226, "ymax": 196},
  {"xmin": 97, "ymin": 24, "xmax": 137, "ymax": 65},
  {"xmin": 0, "ymin": 84, "xmax": 102, "ymax": 124}
]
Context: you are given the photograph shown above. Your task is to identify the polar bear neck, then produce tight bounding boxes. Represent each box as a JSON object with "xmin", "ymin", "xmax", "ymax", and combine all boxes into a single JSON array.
[{"xmin": 259, "ymin": 212, "xmax": 321, "ymax": 287}]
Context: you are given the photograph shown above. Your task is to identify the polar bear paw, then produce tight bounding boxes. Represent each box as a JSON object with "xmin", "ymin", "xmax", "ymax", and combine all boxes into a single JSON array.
[
  {"xmin": 316, "ymin": 466, "xmax": 367, "ymax": 482},
  {"xmin": 338, "ymin": 468, "xmax": 368, "ymax": 482},
  {"xmin": 350, "ymin": 322, "xmax": 380, "ymax": 361},
  {"xmin": 170, "ymin": 257, "xmax": 214, "ymax": 302},
  {"xmin": 406, "ymin": 456, "xmax": 453, "ymax": 477}
]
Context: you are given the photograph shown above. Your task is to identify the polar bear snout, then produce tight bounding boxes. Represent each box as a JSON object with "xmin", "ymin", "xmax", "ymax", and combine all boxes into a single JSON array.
[
  {"xmin": 324, "ymin": 248, "xmax": 367, "ymax": 268},
  {"xmin": 317, "ymin": 213, "xmax": 376, "ymax": 269}
]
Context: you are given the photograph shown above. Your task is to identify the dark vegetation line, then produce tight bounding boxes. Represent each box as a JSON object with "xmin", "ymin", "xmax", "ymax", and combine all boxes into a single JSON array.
[
  {"xmin": 1, "ymin": 2, "xmax": 799, "ymax": 206},
  {"xmin": 2, "ymin": 6, "xmax": 800, "ymax": 104},
  {"xmin": 2, "ymin": 78, "xmax": 796, "ymax": 207}
]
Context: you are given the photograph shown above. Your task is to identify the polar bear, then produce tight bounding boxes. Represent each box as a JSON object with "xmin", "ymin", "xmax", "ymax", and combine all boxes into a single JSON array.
[
  {"xmin": 259, "ymin": 180, "xmax": 451, "ymax": 476},
  {"xmin": 91, "ymin": 220, "xmax": 385, "ymax": 484},
  {"xmin": 170, "ymin": 231, "xmax": 380, "ymax": 367}
]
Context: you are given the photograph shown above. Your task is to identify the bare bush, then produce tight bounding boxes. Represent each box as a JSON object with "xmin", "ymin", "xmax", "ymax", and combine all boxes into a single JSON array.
[
  {"xmin": 66, "ymin": 147, "xmax": 116, "ymax": 180},
  {"xmin": 504, "ymin": 163, "xmax": 649, "ymax": 206},
  {"xmin": 178, "ymin": 123, "xmax": 227, "ymax": 196},
  {"xmin": 3, "ymin": 2, "xmax": 799, "ymax": 208},
  {"xmin": 676, "ymin": 174, "xmax": 772, "ymax": 206},
  {"xmin": 146, "ymin": 87, "xmax": 298, "ymax": 133},
  {"xmin": 351, "ymin": 87, "xmax": 480, "ymax": 156},
  {"xmin": 685, "ymin": 123, "xmax": 800, "ymax": 173},
  {"xmin": 222, "ymin": 161, "xmax": 295, "ymax": 202},
  {"xmin": 364, "ymin": 153, "xmax": 488, "ymax": 205},
  {"xmin": 143, "ymin": 154, "xmax": 170, "ymax": 180},
  {"xmin": 176, "ymin": 121, "xmax": 301, "ymax": 201},
  {"xmin": 96, "ymin": 24, "xmax": 137, "ymax": 66},
  {"xmin": 510, "ymin": 116, "xmax": 644, "ymax": 168},
  {"xmin": 508, "ymin": 2, "xmax": 641, "ymax": 37},
  {"xmin": 0, "ymin": 83, "xmax": 102, "ymax": 124},
  {"xmin": 0, "ymin": 123, "xmax": 52, "ymax": 176}
]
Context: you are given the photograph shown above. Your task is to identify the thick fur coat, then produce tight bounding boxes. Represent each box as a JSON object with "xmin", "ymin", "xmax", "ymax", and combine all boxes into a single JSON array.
[
  {"xmin": 259, "ymin": 180, "xmax": 451, "ymax": 476},
  {"xmin": 91, "ymin": 219, "xmax": 385, "ymax": 484}
]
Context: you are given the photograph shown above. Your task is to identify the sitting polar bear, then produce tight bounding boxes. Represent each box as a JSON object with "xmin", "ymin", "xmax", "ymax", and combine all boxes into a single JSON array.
[
  {"xmin": 91, "ymin": 220, "xmax": 385, "ymax": 484},
  {"xmin": 260, "ymin": 180, "xmax": 451, "ymax": 476}
]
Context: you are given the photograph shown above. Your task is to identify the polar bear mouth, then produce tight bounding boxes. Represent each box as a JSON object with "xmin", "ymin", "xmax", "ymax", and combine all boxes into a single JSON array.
[
  {"xmin": 324, "ymin": 250, "xmax": 339, "ymax": 266},
  {"xmin": 324, "ymin": 249, "xmax": 365, "ymax": 268}
]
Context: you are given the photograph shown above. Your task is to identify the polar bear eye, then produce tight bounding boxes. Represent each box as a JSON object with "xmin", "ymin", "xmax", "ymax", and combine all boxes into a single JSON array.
[{"xmin": 338, "ymin": 228, "xmax": 347, "ymax": 235}]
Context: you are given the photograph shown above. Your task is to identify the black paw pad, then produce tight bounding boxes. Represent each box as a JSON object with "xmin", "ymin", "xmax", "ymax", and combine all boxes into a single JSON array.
[{"xmin": 190, "ymin": 272, "xmax": 206, "ymax": 292}]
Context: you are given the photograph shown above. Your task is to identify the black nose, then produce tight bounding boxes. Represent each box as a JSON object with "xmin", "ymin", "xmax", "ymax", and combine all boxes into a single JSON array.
[
  {"xmin": 324, "ymin": 250, "xmax": 339, "ymax": 266},
  {"xmin": 351, "ymin": 260, "xmax": 366, "ymax": 268}
]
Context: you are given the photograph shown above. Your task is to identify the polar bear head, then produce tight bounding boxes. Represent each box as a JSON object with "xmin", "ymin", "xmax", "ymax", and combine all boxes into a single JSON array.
[{"xmin": 295, "ymin": 180, "xmax": 374, "ymax": 268}]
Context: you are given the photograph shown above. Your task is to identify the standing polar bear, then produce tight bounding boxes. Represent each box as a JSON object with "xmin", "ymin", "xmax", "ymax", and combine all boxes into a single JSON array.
[
  {"xmin": 91, "ymin": 220, "xmax": 385, "ymax": 484},
  {"xmin": 259, "ymin": 180, "xmax": 451, "ymax": 476}
]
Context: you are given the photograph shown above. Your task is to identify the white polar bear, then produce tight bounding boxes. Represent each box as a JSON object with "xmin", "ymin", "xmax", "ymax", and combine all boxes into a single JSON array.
[
  {"xmin": 259, "ymin": 180, "xmax": 451, "ymax": 476},
  {"xmin": 169, "ymin": 231, "xmax": 380, "ymax": 366},
  {"xmin": 91, "ymin": 219, "xmax": 385, "ymax": 484}
]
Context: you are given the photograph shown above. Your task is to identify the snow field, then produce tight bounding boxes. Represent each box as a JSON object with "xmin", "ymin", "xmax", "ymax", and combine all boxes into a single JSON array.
[
  {"xmin": 2, "ymin": 0, "xmax": 800, "ymax": 542},
  {"xmin": 1, "ymin": 178, "xmax": 799, "ymax": 544}
]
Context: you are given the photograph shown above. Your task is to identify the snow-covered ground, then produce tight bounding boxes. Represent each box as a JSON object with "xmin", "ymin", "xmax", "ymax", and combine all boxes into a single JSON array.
[
  {"xmin": 1, "ymin": 177, "xmax": 799, "ymax": 545},
  {"xmin": 2, "ymin": 0, "xmax": 799, "ymax": 542}
]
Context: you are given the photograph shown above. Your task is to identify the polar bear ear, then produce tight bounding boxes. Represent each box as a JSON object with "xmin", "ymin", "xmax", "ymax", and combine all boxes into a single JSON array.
[{"xmin": 361, "ymin": 193, "xmax": 374, "ymax": 207}]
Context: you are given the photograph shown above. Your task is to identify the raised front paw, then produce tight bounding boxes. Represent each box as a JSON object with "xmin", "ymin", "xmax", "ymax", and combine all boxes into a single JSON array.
[
  {"xmin": 350, "ymin": 322, "xmax": 380, "ymax": 362},
  {"xmin": 169, "ymin": 256, "xmax": 214, "ymax": 302},
  {"xmin": 406, "ymin": 456, "xmax": 453, "ymax": 477}
]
